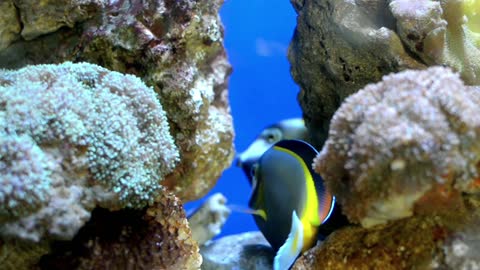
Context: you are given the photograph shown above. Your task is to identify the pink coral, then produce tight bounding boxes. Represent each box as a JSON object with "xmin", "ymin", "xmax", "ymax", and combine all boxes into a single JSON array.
[{"xmin": 315, "ymin": 67, "xmax": 480, "ymax": 227}]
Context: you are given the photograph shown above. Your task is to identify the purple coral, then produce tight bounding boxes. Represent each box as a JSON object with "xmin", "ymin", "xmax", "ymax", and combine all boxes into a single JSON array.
[
  {"xmin": 0, "ymin": 62, "xmax": 178, "ymax": 241},
  {"xmin": 314, "ymin": 67, "xmax": 480, "ymax": 228}
]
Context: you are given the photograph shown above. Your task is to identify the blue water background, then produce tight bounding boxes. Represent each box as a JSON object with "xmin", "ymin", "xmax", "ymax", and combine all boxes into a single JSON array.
[{"xmin": 185, "ymin": 0, "xmax": 301, "ymax": 238}]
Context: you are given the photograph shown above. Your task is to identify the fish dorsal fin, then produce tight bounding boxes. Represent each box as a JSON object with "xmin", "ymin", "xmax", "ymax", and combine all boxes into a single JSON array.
[{"xmin": 273, "ymin": 210, "xmax": 304, "ymax": 270}]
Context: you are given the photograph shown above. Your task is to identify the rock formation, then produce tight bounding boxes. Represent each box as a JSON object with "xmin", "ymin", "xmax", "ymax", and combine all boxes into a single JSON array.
[{"xmin": 289, "ymin": 0, "xmax": 480, "ymax": 147}]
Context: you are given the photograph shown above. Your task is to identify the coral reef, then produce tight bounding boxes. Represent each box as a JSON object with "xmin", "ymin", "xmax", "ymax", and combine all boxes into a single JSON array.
[
  {"xmin": 291, "ymin": 195, "xmax": 480, "ymax": 270},
  {"xmin": 0, "ymin": 62, "xmax": 178, "ymax": 242},
  {"xmin": 289, "ymin": 0, "xmax": 480, "ymax": 147},
  {"xmin": 0, "ymin": 0, "xmax": 233, "ymax": 268},
  {"xmin": 188, "ymin": 193, "xmax": 231, "ymax": 246},
  {"xmin": 390, "ymin": 0, "xmax": 480, "ymax": 84},
  {"xmin": 314, "ymin": 67, "xmax": 480, "ymax": 227},
  {"xmin": 200, "ymin": 231, "xmax": 274, "ymax": 270},
  {"xmin": 292, "ymin": 216, "xmax": 457, "ymax": 270},
  {"xmin": 38, "ymin": 192, "xmax": 202, "ymax": 270},
  {"xmin": 284, "ymin": 1, "xmax": 480, "ymax": 269},
  {"xmin": 0, "ymin": 0, "xmax": 234, "ymax": 202}
]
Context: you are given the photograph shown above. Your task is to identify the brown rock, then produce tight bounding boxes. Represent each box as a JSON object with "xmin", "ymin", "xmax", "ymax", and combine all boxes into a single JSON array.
[
  {"xmin": 200, "ymin": 231, "xmax": 274, "ymax": 270},
  {"xmin": 38, "ymin": 192, "xmax": 202, "ymax": 270},
  {"xmin": 293, "ymin": 195, "xmax": 480, "ymax": 270},
  {"xmin": 288, "ymin": 0, "xmax": 425, "ymax": 147}
]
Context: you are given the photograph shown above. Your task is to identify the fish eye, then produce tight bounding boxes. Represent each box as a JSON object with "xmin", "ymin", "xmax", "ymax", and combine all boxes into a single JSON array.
[{"xmin": 263, "ymin": 128, "xmax": 282, "ymax": 144}]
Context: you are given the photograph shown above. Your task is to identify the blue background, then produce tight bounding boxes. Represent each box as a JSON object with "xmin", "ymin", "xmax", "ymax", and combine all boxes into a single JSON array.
[{"xmin": 185, "ymin": 0, "xmax": 301, "ymax": 238}]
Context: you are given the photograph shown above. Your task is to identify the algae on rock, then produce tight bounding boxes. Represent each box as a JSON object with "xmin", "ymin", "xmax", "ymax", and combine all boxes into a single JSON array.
[{"xmin": 0, "ymin": 0, "xmax": 235, "ymax": 203}]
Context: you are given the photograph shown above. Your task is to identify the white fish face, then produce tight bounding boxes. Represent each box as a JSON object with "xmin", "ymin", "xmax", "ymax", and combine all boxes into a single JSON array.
[
  {"xmin": 237, "ymin": 127, "xmax": 282, "ymax": 165},
  {"xmin": 236, "ymin": 118, "xmax": 307, "ymax": 182}
]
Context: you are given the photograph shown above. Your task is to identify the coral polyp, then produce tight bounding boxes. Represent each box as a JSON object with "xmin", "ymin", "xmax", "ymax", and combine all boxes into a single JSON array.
[{"xmin": 314, "ymin": 67, "xmax": 480, "ymax": 228}]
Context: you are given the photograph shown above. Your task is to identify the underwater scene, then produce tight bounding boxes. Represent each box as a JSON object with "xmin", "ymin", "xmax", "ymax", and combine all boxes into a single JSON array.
[{"xmin": 0, "ymin": 0, "xmax": 479, "ymax": 269}]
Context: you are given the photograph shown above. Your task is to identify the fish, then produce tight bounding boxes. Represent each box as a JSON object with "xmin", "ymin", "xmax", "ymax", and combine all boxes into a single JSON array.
[
  {"xmin": 248, "ymin": 139, "xmax": 337, "ymax": 270},
  {"xmin": 236, "ymin": 118, "xmax": 309, "ymax": 184}
]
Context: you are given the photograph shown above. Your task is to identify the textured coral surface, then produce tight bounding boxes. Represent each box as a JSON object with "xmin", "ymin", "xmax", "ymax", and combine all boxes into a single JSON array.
[
  {"xmin": 38, "ymin": 192, "xmax": 202, "ymax": 270},
  {"xmin": 0, "ymin": 1, "xmax": 232, "ymax": 268},
  {"xmin": 292, "ymin": 195, "xmax": 480, "ymax": 270},
  {"xmin": 0, "ymin": 0, "xmax": 234, "ymax": 202},
  {"xmin": 0, "ymin": 62, "xmax": 178, "ymax": 242},
  {"xmin": 315, "ymin": 67, "xmax": 480, "ymax": 227},
  {"xmin": 289, "ymin": 0, "xmax": 480, "ymax": 147}
]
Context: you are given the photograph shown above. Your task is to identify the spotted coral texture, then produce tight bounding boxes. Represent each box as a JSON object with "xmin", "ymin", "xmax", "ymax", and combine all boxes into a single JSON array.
[
  {"xmin": 314, "ymin": 67, "xmax": 480, "ymax": 228},
  {"xmin": 0, "ymin": 62, "xmax": 178, "ymax": 241}
]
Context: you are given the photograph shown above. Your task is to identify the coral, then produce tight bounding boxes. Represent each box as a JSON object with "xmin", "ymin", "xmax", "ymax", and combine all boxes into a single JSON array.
[
  {"xmin": 390, "ymin": 0, "xmax": 480, "ymax": 84},
  {"xmin": 314, "ymin": 67, "xmax": 480, "ymax": 227},
  {"xmin": 291, "ymin": 215, "xmax": 459, "ymax": 270},
  {"xmin": 291, "ymin": 195, "xmax": 480, "ymax": 270},
  {"xmin": 0, "ymin": 62, "xmax": 178, "ymax": 242},
  {"xmin": 38, "ymin": 192, "xmax": 202, "ymax": 270},
  {"xmin": 188, "ymin": 193, "xmax": 231, "ymax": 246},
  {"xmin": 0, "ymin": 0, "xmax": 232, "ymax": 268},
  {"xmin": 0, "ymin": 0, "xmax": 234, "ymax": 202},
  {"xmin": 288, "ymin": 0, "xmax": 480, "ymax": 148}
]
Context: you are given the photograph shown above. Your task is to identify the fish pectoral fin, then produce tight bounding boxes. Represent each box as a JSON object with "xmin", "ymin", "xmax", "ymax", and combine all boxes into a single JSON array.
[{"xmin": 273, "ymin": 210, "xmax": 304, "ymax": 270}]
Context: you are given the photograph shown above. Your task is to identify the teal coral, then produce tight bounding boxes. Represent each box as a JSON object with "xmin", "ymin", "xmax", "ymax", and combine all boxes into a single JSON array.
[
  {"xmin": 0, "ymin": 133, "xmax": 53, "ymax": 220},
  {"xmin": 0, "ymin": 62, "xmax": 178, "ymax": 241}
]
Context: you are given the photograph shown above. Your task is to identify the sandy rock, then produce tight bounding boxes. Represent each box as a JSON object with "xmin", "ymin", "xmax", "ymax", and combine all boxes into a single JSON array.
[
  {"xmin": 200, "ymin": 231, "xmax": 274, "ymax": 270},
  {"xmin": 188, "ymin": 193, "xmax": 231, "ymax": 246}
]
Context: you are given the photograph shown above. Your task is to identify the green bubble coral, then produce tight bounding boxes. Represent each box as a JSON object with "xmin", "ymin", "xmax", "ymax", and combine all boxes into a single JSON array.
[
  {"xmin": 390, "ymin": 0, "xmax": 480, "ymax": 84},
  {"xmin": 0, "ymin": 62, "xmax": 179, "ymax": 241}
]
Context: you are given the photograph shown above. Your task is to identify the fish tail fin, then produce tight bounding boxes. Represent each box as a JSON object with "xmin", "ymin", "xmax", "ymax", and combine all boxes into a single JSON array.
[{"xmin": 273, "ymin": 210, "xmax": 304, "ymax": 270}]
